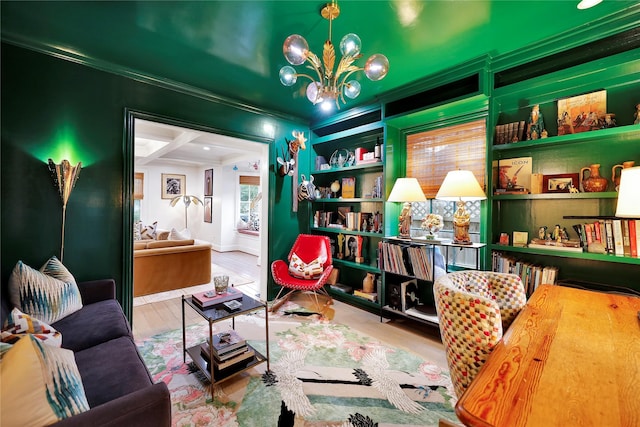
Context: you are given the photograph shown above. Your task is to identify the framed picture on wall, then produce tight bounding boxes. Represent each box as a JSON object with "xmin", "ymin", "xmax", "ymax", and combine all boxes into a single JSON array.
[
  {"xmin": 204, "ymin": 196, "xmax": 212, "ymax": 223},
  {"xmin": 161, "ymin": 173, "xmax": 185, "ymax": 199},
  {"xmin": 204, "ymin": 169, "xmax": 213, "ymax": 196}
]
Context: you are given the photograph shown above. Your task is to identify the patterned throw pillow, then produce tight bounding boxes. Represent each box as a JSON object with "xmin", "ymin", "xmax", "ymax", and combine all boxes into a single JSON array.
[
  {"xmin": 8, "ymin": 258, "xmax": 83, "ymax": 324},
  {"xmin": 288, "ymin": 253, "xmax": 324, "ymax": 279},
  {"xmin": 0, "ymin": 334, "xmax": 90, "ymax": 425},
  {"xmin": 1, "ymin": 308, "xmax": 62, "ymax": 347},
  {"xmin": 169, "ymin": 227, "xmax": 191, "ymax": 240},
  {"xmin": 140, "ymin": 221, "xmax": 158, "ymax": 239},
  {"xmin": 133, "ymin": 220, "xmax": 142, "ymax": 240}
]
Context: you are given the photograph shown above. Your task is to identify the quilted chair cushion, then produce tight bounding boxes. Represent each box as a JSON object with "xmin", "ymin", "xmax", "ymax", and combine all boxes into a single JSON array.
[{"xmin": 434, "ymin": 271, "xmax": 526, "ymax": 398}]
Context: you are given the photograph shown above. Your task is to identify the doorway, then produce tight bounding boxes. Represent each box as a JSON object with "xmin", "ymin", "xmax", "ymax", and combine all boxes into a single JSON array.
[{"xmin": 125, "ymin": 111, "xmax": 271, "ymax": 312}]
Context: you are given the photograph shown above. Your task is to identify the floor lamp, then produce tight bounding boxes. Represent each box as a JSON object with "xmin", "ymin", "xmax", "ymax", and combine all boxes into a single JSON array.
[
  {"xmin": 436, "ymin": 170, "xmax": 486, "ymax": 245},
  {"xmin": 48, "ymin": 159, "xmax": 82, "ymax": 262},
  {"xmin": 170, "ymin": 194, "xmax": 203, "ymax": 229}
]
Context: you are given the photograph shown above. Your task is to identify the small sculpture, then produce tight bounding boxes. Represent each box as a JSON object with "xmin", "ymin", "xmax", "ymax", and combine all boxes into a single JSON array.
[
  {"xmin": 601, "ymin": 113, "xmax": 616, "ymax": 129},
  {"xmin": 527, "ymin": 104, "xmax": 545, "ymax": 141},
  {"xmin": 634, "ymin": 103, "xmax": 640, "ymax": 125},
  {"xmin": 538, "ymin": 226, "xmax": 548, "ymax": 240}
]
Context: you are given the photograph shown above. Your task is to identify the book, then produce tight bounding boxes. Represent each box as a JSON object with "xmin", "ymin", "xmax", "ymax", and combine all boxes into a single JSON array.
[
  {"xmin": 604, "ymin": 219, "xmax": 615, "ymax": 254},
  {"xmin": 192, "ymin": 287, "xmax": 243, "ymax": 309},
  {"xmin": 341, "ymin": 177, "xmax": 356, "ymax": 198},
  {"xmin": 204, "ymin": 347, "xmax": 255, "ymax": 371},
  {"xmin": 612, "ymin": 219, "xmax": 625, "ymax": 256},
  {"xmin": 528, "ymin": 242, "xmax": 583, "ymax": 253},
  {"xmin": 353, "ymin": 289, "xmax": 377, "ymax": 302},
  {"xmin": 206, "ymin": 329, "xmax": 247, "ymax": 357},
  {"xmin": 497, "ymin": 157, "xmax": 532, "ymax": 193},
  {"xmin": 200, "ymin": 342, "xmax": 248, "ymax": 362},
  {"xmin": 621, "ymin": 219, "xmax": 631, "ymax": 256},
  {"xmin": 629, "ymin": 219, "xmax": 638, "ymax": 258}
]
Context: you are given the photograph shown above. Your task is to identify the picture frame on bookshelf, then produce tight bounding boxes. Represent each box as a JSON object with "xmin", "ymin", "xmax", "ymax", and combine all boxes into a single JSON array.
[
  {"xmin": 341, "ymin": 177, "xmax": 356, "ymax": 199},
  {"xmin": 495, "ymin": 157, "xmax": 532, "ymax": 193},
  {"xmin": 557, "ymin": 89, "xmax": 606, "ymax": 136},
  {"xmin": 543, "ymin": 173, "xmax": 579, "ymax": 193}
]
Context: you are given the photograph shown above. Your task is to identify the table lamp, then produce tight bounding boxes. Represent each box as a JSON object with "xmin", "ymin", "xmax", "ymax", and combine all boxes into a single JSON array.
[
  {"xmin": 388, "ymin": 177, "xmax": 426, "ymax": 239},
  {"xmin": 435, "ymin": 170, "xmax": 486, "ymax": 244},
  {"xmin": 615, "ymin": 166, "xmax": 640, "ymax": 218}
]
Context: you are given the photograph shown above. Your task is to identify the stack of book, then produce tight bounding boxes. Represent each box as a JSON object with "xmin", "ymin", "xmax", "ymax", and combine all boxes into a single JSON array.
[
  {"xmin": 200, "ymin": 329, "xmax": 254, "ymax": 371},
  {"xmin": 192, "ymin": 287, "xmax": 243, "ymax": 310},
  {"xmin": 573, "ymin": 219, "xmax": 639, "ymax": 257}
]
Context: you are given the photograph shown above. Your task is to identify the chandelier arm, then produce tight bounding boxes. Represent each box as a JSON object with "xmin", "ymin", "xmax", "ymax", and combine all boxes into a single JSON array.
[
  {"xmin": 294, "ymin": 73, "xmax": 317, "ymax": 82},
  {"xmin": 337, "ymin": 67, "xmax": 364, "ymax": 88},
  {"xmin": 305, "ymin": 55, "xmax": 325, "ymax": 84}
]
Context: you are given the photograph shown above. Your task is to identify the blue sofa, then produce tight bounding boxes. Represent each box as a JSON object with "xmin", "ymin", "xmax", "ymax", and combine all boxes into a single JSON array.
[{"xmin": 1, "ymin": 278, "xmax": 171, "ymax": 426}]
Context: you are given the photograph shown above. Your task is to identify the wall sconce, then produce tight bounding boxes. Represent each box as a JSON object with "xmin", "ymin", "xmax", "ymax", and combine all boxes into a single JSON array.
[
  {"xmin": 436, "ymin": 170, "xmax": 486, "ymax": 245},
  {"xmin": 48, "ymin": 159, "xmax": 82, "ymax": 261},
  {"xmin": 388, "ymin": 177, "xmax": 427, "ymax": 239}
]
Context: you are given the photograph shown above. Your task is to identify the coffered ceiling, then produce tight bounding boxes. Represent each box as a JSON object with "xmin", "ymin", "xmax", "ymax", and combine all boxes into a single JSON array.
[{"xmin": 2, "ymin": 1, "xmax": 636, "ymax": 124}]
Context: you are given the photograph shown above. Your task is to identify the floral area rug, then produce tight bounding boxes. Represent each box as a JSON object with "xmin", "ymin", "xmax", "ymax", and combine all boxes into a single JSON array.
[{"xmin": 136, "ymin": 307, "xmax": 458, "ymax": 427}]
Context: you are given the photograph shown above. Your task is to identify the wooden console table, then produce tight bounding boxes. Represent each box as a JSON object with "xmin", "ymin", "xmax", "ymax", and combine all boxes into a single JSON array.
[{"xmin": 455, "ymin": 284, "xmax": 640, "ymax": 427}]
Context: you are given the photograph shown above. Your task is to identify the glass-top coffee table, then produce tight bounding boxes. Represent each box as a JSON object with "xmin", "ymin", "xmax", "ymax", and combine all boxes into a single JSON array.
[{"xmin": 181, "ymin": 290, "xmax": 270, "ymax": 397}]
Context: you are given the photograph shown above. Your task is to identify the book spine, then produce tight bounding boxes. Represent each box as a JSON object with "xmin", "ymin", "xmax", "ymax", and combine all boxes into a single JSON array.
[
  {"xmin": 635, "ymin": 220, "xmax": 640, "ymax": 258},
  {"xmin": 622, "ymin": 219, "xmax": 632, "ymax": 256},
  {"xmin": 628, "ymin": 219, "xmax": 637, "ymax": 257},
  {"xmin": 612, "ymin": 219, "xmax": 625, "ymax": 256},
  {"xmin": 604, "ymin": 219, "xmax": 615, "ymax": 254}
]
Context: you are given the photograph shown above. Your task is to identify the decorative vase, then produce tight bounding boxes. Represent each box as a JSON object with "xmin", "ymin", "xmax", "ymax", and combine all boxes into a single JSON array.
[
  {"xmin": 214, "ymin": 275, "xmax": 229, "ymax": 294},
  {"xmin": 611, "ymin": 160, "xmax": 635, "ymax": 191},
  {"xmin": 363, "ymin": 273, "xmax": 375, "ymax": 293},
  {"xmin": 580, "ymin": 164, "xmax": 609, "ymax": 192}
]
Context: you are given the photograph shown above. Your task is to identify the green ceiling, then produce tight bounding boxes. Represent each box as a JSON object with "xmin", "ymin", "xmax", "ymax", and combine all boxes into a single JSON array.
[{"xmin": 2, "ymin": 1, "xmax": 637, "ymax": 122}]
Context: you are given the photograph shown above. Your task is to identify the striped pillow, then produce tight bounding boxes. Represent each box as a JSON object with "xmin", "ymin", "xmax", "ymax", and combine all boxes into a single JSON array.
[
  {"xmin": 8, "ymin": 258, "xmax": 83, "ymax": 324},
  {"xmin": 0, "ymin": 334, "xmax": 90, "ymax": 425},
  {"xmin": 140, "ymin": 221, "xmax": 158, "ymax": 239}
]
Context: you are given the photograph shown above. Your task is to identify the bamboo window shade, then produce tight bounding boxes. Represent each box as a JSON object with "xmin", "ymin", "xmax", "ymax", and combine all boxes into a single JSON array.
[
  {"xmin": 133, "ymin": 172, "xmax": 144, "ymax": 200},
  {"xmin": 239, "ymin": 175, "xmax": 260, "ymax": 186},
  {"xmin": 406, "ymin": 120, "xmax": 486, "ymax": 198}
]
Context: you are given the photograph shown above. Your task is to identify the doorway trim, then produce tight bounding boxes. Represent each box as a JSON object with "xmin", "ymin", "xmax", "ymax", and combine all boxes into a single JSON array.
[{"xmin": 122, "ymin": 108, "xmax": 272, "ymax": 322}]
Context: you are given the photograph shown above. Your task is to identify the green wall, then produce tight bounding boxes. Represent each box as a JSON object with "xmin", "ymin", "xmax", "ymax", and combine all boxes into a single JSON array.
[{"xmin": 1, "ymin": 42, "xmax": 309, "ymax": 320}]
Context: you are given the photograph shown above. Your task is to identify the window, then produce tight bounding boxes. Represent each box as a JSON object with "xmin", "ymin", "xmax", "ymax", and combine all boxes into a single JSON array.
[
  {"xmin": 239, "ymin": 175, "xmax": 260, "ymax": 232},
  {"xmin": 406, "ymin": 119, "xmax": 486, "ymax": 268}
]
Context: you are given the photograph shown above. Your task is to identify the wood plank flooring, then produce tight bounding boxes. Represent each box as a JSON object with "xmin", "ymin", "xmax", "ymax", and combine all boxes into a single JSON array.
[{"xmin": 132, "ymin": 250, "xmax": 448, "ymax": 368}]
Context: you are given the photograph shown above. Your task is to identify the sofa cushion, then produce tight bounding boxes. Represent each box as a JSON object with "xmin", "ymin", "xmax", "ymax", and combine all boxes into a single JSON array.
[
  {"xmin": 1, "ymin": 307, "xmax": 62, "ymax": 347},
  {"xmin": 74, "ymin": 336, "xmax": 152, "ymax": 408},
  {"xmin": 169, "ymin": 227, "xmax": 191, "ymax": 240},
  {"xmin": 146, "ymin": 239, "xmax": 194, "ymax": 249},
  {"xmin": 52, "ymin": 299, "xmax": 131, "ymax": 352},
  {"xmin": 134, "ymin": 241, "xmax": 148, "ymax": 250},
  {"xmin": 8, "ymin": 259, "xmax": 83, "ymax": 324},
  {"xmin": 157, "ymin": 229, "xmax": 170, "ymax": 240},
  {"xmin": 1, "ymin": 334, "xmax": 90, "ymax": 426},
  {"xmin": 140, "ymin": 221, "xmax": 158, "ymax": 239}
]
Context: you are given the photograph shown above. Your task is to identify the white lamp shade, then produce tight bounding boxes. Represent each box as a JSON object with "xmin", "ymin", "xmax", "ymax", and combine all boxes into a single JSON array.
[
  {"xmin": 615, "ymin": 166, "xmax": 640, "ymax": 218},
  {"xmin": 388, "ymin": 178, "xmax": 427, "ymax": 202},
  {"xmin": 436, "ymin": 170, "xmax": 487, "ymax": 201}
]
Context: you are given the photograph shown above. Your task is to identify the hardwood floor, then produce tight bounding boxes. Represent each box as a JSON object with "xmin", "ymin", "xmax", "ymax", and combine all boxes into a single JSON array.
[{"xmin": 132, "ymin": 250, "xmax": 448, "ymax": 368}]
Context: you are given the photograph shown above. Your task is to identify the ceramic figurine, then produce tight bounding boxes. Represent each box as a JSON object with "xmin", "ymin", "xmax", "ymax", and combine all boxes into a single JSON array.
[
  {"xmin": 527, "ymin": 104, "xmax": 545, "ymax": 140},
  {"xmin": 634, "ymin": 103, "xmax": 640, "ymax": 125}
]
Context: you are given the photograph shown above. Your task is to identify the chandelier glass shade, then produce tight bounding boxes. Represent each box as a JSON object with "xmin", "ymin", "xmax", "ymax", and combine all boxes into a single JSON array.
[{"xmin": 279, "ymin": 1, "xmax": 389, "ymax": 109}]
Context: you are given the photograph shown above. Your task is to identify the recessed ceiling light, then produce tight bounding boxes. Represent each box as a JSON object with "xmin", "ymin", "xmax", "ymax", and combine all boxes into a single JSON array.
[
  {"xmin": 577, "ymin": 0, "xmax": 602, "ymax": 9},
  {"xmin": 203, "ymin": 146, "xmax": 211, "ymax": 151}
]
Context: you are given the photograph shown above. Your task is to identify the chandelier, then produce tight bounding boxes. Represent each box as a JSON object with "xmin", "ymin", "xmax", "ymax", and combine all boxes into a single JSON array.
[{"xmin": 279, "ymin": 1, "xmax": 389, "ymax": 111}]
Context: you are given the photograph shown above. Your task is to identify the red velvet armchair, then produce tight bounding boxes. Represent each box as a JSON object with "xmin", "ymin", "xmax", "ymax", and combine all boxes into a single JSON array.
[{"xmin": 270, "ymin": 234, "xmax": 334, "ymax": 311}]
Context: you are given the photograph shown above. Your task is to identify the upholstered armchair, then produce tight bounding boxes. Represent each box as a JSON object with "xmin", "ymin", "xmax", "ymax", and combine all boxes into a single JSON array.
[
  {"xmin": 270, "ymin": 234, "xmax": 334, "ymax": 312},
  {"xmin": 433, "ymin": 271, "xmax": 527, "ymax": 398}
]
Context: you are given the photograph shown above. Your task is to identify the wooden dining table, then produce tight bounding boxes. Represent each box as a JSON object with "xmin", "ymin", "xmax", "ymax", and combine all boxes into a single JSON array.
[{"xmin": 455, "ymin": 284, "xmax": 640, "ymax": 427}]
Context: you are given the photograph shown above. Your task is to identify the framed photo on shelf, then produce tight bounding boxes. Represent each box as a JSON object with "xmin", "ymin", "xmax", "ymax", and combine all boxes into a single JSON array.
[
  {"xmin": 161, "ymin": 173, "xmax": 185, "ymax": 199},
  {"xmin": 341, "ymin": 177, "xmax": 356, "ymax": 198},
  {"xmin": 204, "ymin": 169, "xmax": 213, "ymax": 196},
  {"xmin": 204, "ymin": 196, "xmax": 212, "ymax": 223},
  {"xmin": 543, "ymin": 173, "xmax": 579, "ymax": 193},
  {"xmin": 557, "ymin": 89, "xmax": 606, "ymax": 136}
]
